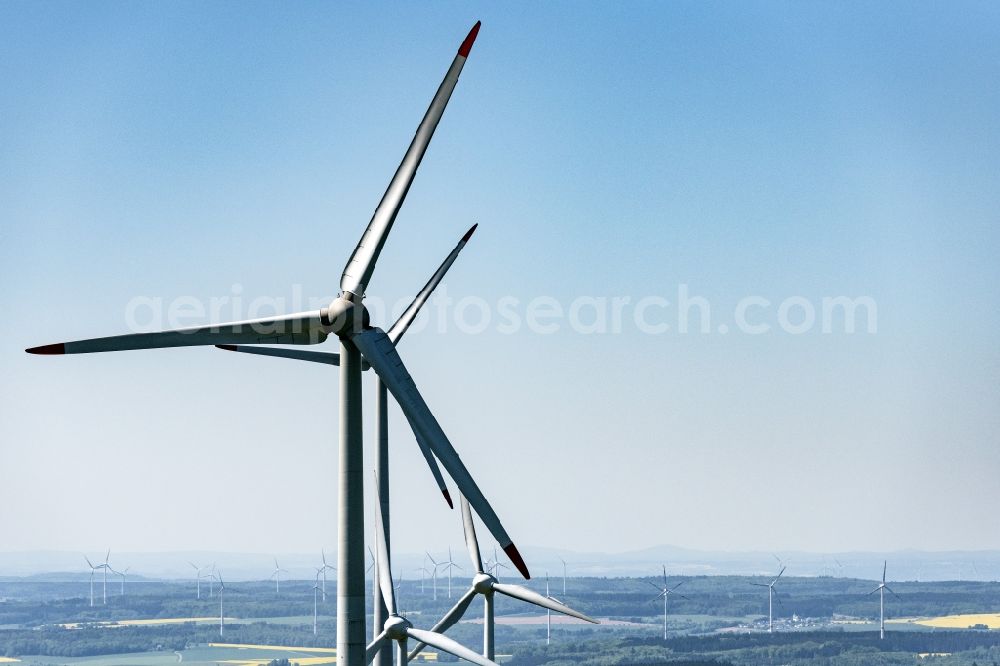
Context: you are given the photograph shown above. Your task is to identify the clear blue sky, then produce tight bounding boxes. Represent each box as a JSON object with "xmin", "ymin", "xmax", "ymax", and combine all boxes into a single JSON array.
[{"xmin": 2, "ymin": 2, "xmax": 999, "ymax": 558}]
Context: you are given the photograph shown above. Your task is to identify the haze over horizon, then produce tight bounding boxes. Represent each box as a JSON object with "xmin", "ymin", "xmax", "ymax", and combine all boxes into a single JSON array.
[{"xmin": 2, "ymin": 3, "xmax": 999, "ymax": 559}]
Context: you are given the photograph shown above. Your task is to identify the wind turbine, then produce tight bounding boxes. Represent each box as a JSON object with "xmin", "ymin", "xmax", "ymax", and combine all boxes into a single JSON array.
[
  {"xmin": 410, "ymin": 496, "xmax": 597, "ymax": 662},
  {"xmin": 215, "ymin": 572, "xmax": 226, "ymax": 637},
  {"xmin": 26, "ymin": 23, "xmax": 532, "ymax": 666},
  {"xmin": 484, "ymin": 547, "xmax": 509, "ymax": 583},
  {"xmin": 111, "ymin": 566, "xmax": 130, "ymax": 597},
  {"xmin": 189, "ymin": 562, "xmax": 211, "ymax": 599},
  {"xmin": 647, "ymin": 567, "xmax": 689, "ymax": 640},
  {"xmin": 367, "ymin": 476, "xmax": 497, "ymax": 666},
  {"xmin": 444, "ymin": 548, "xmax": 462, "ymax": 599},
  {"xmin": 83, "ymin": 555, "xmax": 105, "ymax": 607},
  {"xmin": 313, "ymin": 575, "xmax": 322, "ymax": 636},
  {"xmin": 426, "ymin": 552, "xmax": 441, "ymax": 602},
  {"xmin": 869, "ymin": 560, "xmax": 900, "ymax": 639},
  {"xmin": 208, "ymin": 563, "xmax": 216, "ymax": 598},
  {"xmin": 545, "ymin": 573, "xmax": 550, "ymax": 645},
  {"xmin": 271, "ymin": 558, "xmax": 288, "ymax": 595},
  {"xmin": 751, "ymin": 565, "xmax": 785, "ymax": 632},
  {"xmin": 319, "ymin": 550, "xmax": 335, "ymax": 602},
  {"xmin": 559, "ymin": 557, "xmax": 567, "ymax": 596},
  {"xmin": 215, "ymin": 218, "xmax": 477, "ymax": 666}
]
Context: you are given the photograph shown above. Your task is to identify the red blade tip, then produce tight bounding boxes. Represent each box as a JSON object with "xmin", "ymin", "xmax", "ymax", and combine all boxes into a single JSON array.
[
  {"xmin": 216, "ymin": 344, "xmax": 238, "ymax": 351},
  {"xmin": 442, "ymin": 489, "xmax": 454, "ymax": 509},
  {"xmin": 458, "ymin": 21, "xmax": 481, "ymax": 58},
  {"xmin": 26, "ymin": 343, "xmax": 65, "ymax": 355},
  {"xmin": 504, "ymin": 544, "xmax": 530, "ymax": 580},
  {"xmin": 461, "ymin": 223, "xmax": 478, "ymax": 243}
]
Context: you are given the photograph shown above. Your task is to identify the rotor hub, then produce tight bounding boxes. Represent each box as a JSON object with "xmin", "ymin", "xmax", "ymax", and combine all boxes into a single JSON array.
[
  {"xmin": 384, "ymin": 614, "xmax": 411, "ymax": 640},
  {"xmin": 473, "ymin": 572, "xmax": 495, "ymax": 594},
  {"xmin": 322, "ymin": 296, "xmax": 370, "ymax": 338}
]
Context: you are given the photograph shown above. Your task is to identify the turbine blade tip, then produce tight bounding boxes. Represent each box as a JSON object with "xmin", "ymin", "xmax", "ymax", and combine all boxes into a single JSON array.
[
  {"xmin": 461, "ymin": 223, "xmax": 478, "ymax": 243},
  {"xmin": 216, "ymin": 344, "xmax": 238, "ymax": 351},
  {"xmin": 504, "ymin": 543, "xmax": 530, "ymax": 580},
  {"xmin": 442, "ymin": 488, "xmax": 454, "ymax": 509},
  {"xmin": 458, "ymin": 21, "xmax": 481, "ymax": 58},
  {"xmin": 26, "ymin": 343, "xmax": 65, "ymax": 355}
]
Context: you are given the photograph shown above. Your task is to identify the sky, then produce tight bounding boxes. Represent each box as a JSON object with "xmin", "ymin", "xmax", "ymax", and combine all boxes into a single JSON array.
[{"xmin": 2, "ymin": 1, "xmax": 999, "ymax": 562}]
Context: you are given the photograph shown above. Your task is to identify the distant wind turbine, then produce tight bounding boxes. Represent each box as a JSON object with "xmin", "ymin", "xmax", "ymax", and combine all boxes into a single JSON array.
[
  {"xmin": 313, "ymin": 575, "xmax": 321, "ymax": 636},
  {"xmin": 750, "ymin": 565, "xmax": 785, "ymax": 632},
  {"xmin": 869, "ymin": 561, "xmax": 901, "ymax": 640},
  {"xmin": 559, "ymin": 558, "xmax": 567, "ymax": 596},
  {"xmin": 426, "ymin": 552, "xmax": 441, "ymax": 601},
  {"xmin": 444, "ymin": 548, "xmax": 462, "ymax": 599},
  {"xmin": 215, "ymin": 572, "xmax": 226, "ymax": 637},
  {"xmin": 545, "ymin": 573, "xmax": 551, "ymax": 645},
  {"xmin": 111, "ymin": 566, "xmax": 130, "ymax": 596},
  {"xmin": 409, "ymin": 495, "xmax": 597, "ymax": 662},
  {"xmin": 189, "ymin": 562, "xmax": 210, "ymax": 599},
  {"xmin": 83, "ymin": 555, "xmax": 106, "ymax": 607},
  {"xmin": 319, "ymin": 550, "xmax": 335, "ymax": 602},
  {"xmin": 647, "ymin": 566, "xmax": 689, "ymax": 640},
  {"xmin": 271, "ymin": 558, "xmax": 288, "ymax": 595},
  {"xmin": 367, "ymin": 476, "xmax": 499, "ymax": 666}
]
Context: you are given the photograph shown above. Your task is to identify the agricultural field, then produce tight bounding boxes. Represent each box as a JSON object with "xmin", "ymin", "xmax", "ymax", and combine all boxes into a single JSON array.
[{"xmin": 891, "ymin": 613, "xmax": 1000, "ymax": 629}]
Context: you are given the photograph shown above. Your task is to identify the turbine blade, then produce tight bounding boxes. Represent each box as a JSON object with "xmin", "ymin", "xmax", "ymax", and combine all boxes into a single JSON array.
[
  {"xmin": 351, "ymin": 326, "xmax": 529, "ymax": 579},
  {"xmin": 340, "ymin": 22, "xmax": 482, "ymax": 299},
  {"xmin": 883, "ymin": 561, "xmax": 887, "ymax": 584},
  {"xmin": 405, "ymin": 627, "xmax": 498, "ymax": 666},
  {"xmin": 407, "ymin": 586, "xmax": 477, "ymax": 661},
  {"xmin": 645, "ymin": 581, "xmax": 663, "ymax": 592},
  {"xmin": 387, "ymin": 223, "xmax": 478, "ymax": 344},
  {"xmin": 669, "ymin": 581, "xmax": 686, "ymax": 592},
  {"xmin": 885, "ymin": 586, "xmax": 902, "ymax": 601},
  {"xmin": 408, "ymin": 414, "xmax": 453, "ymax": 508},
  {"xmin": 491, "ymin": 583, "xmax": 598, "ymax": 623},
  {"xmin": 372, "ymin": 473, "xmax": 397, "ymax": 615},
  {"xmin": 216, "ymin": 344, "xmax": 343, "ymax": 366},
  {"xmin": 868, "ymin": 586, "xmax": 880, "ymax": 595},
  {"xmin": 460, "ymin": 496, "xmax": 484, "ymax": 573},
  {"xmin": 775, "ymin": 566, "xmax": 786, "ymax": 582},
  {"xmin": 365, "ymin": 633, "xmax": 390, "ymax": 664},
  {"xmin": 27, "ymin": 311, "xmax": 329, "ymax": 355}
]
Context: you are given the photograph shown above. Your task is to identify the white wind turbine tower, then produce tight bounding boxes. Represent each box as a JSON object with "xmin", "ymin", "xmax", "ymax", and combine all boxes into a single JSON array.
[
  {"xmin": 271, "ymin": 559, "xmax": 289, "ymax": 595},
  {"xmin": 750, "ymin": 565, "xmax": 785, "ymax": 633},
  {"xmin": 545, "ymin": 573, "xmax": 550, "ymax": 645},
  {"xmin": 27, "ymin": 23, "xmax": 535, "ymax": 666},
  {"xmin": 367, "ymin": 477, "xmax": 497, "ymax": 666},
  {"xmin": 409, "ymin": 496, "xmax": 598, "ymax": 662},
  {"xmin": 559, "ymin": 558, "xmax": 567, "ymax": 596},
  {"xmin": 208, "ymin": 563, "xmax": 216, "ymax": 598},
  {"xmin": 869, "ymin": 560, "xmax": 900, "ymax": 639},
  {"xmin": 647, "ymin": 566, "xmax": 689, "ymax": 640},
  {"xmin": 313, "ymin": 575, "xmax": 322, "ymax": 636}
]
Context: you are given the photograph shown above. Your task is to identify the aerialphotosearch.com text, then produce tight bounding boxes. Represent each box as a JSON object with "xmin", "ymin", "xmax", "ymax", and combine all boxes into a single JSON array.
[{"xmin": 124, "ymin": 284, "xmax": 878, "ymax": 337}]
